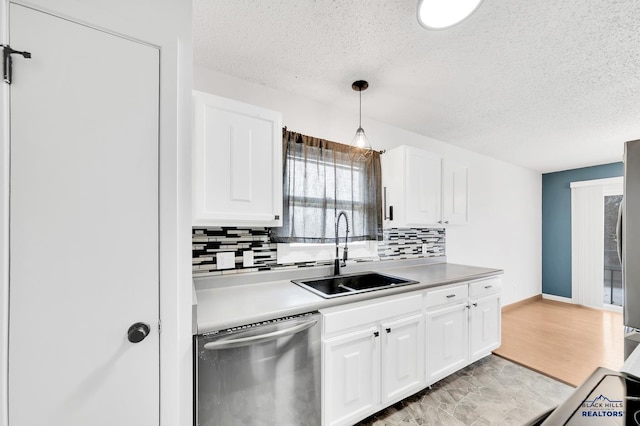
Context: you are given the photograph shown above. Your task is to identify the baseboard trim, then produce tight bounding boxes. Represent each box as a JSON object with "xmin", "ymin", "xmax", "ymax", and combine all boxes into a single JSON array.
[
  {"xmin": 502, "ymin": 294, "xmax": 541, "ymax": 312},
  {"xmin": 496, "ymin": 293, "xmax": 621, "ymax": 312},
  {"xmin": 542, "ymin": 293, "xmax": 574, "ymax": 304},
  {"xmin": 602, "ymin": 304, "xmax": 623, "ymax": 313}
]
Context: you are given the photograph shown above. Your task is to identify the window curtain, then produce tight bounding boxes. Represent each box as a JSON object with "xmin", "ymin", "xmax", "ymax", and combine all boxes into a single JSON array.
[
  {"xmin": 271, "ymin": 129, "xmax": 382, "ymax": 243},
  {"xmin": 571, "ymin": 183, "xmax": 605, "ymax": 309},
  {"xmin": 570, "ymin": 177, "xmax": 623, "ymax": 309}
]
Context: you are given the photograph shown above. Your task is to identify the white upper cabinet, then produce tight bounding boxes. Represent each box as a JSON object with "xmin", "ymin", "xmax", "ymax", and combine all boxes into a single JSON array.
[
  {"xmin": 192, "ymin": 90, "xmax": 283, "ymax": 227},
  {"xmin": 405, "ymin": 148, "xmax": 442, "ymax": 226},
  {"xmin": 382, "ymin": 145, "xmax": 468, "ymax": 227},
  {"xmin": 442, "ymin": 160, "xmax": 469, "ymax": 225}
]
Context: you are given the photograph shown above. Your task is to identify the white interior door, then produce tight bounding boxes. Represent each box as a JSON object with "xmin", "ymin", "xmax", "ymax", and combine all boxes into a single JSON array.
[{"xmin": 8, "ymin": 4, "xmax": 159, "ymax": 425}]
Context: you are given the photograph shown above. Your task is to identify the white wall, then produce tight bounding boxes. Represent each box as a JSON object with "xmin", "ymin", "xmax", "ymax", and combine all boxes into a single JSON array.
[
  {"xmin": 0, "ymin": 1, "xmax": 193, "ymax": 425},
  {"xmin": 194, "ymin": 67, "xmax": 542, "ymax": 306}
]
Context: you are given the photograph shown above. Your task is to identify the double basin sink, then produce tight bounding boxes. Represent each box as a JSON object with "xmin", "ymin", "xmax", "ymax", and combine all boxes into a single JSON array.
[{"xmin": 292, "ymin": 272, "xmax": 418, "ymax": 299}]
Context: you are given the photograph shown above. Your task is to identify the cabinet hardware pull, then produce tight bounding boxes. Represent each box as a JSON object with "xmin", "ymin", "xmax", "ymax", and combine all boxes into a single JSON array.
[
  {"xmin": 386, "ymin": 327, "xmax": 391, "ymax": 333},
  {"xmin": 484, "ymin": 285, "xmax": 492, "ymax": 289},
  {"xmin": 383, "ymin": 187, "xmax": 393, "ymax": 221},
  {"xmin": 274, "ymin": 215, "xmax": 280, "ymax": 220},
  {"xmin": 472, "ymin": 303, "xmax": 478, "ymax": 307},
  {"xmin": 446, "ymin": 294, "xmax": 455, "ymax": 298},
  {"xmin": 438, "ymin": 220, "xmax": 443, "ymax": 224},
  {"xmin": 465, "ymin": 305, "xmax": 470, "ymax": 309},
  {"xmin": 383, "ymin": 187, "xmax": 388, "ymax": 220},
  {"xmin": 373, "ymin": 331, "xmax": 379, "ymax": 337},
  {"xmin": 444, "ymin": 220, "xmax": 449, "ymax": 224}
]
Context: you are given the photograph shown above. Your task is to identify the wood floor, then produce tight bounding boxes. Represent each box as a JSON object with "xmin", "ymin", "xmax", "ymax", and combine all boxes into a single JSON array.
[{"xmin": 492, "ymin": 296, "xmax": 623, "ymax": 387}]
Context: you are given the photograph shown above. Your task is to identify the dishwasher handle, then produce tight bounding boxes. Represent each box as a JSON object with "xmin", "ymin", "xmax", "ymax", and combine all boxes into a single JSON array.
[{"xmin": 203, "ymin": 319, "xmax": 318, "ymax": 350}]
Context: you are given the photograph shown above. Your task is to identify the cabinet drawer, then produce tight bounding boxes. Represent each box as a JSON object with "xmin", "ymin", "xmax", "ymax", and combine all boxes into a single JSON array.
[
  {"xmin": 469, "ymin": 277, "xmax": 501, "ymax": 299},
  {"xmin": 322, "ymin": 293, "xmax": 423, "ymax": 335},
  {"xmin": 425, "ymin": 284, "xmax": 468, "ymax": 309}
]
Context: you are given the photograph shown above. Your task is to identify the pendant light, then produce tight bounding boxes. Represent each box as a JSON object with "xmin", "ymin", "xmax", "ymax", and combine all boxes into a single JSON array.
[
  {"xmin": 417, "ymin": 0, "xmax": 484, "ymax": 30},
  {"xmin": 349, "ymin": 80, "xmax": 373, "ymax": 162}
]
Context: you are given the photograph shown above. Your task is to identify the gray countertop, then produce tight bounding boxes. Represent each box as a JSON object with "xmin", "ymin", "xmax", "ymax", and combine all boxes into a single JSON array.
[{"xmin": 193, "ymin": 260, "xmax": 503, "ymax": 334}]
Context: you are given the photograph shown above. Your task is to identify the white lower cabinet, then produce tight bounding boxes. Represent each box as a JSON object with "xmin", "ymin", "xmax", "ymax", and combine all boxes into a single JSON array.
[
  {"xmin": 425, "ymin": 302, "xmax": 469, "ymax": 385},
  {"xmin": 320, "ymin": 276, "xmax": 501, "ymax": 426},
  {"xmin": 382, "ymin": 313, "xmax": 425, "ymax": 404},
  {"xmin": 469, "ymin": 293, "xmax": 501, "ymax": 362},
  {"xmin": 425, "ymin": 277, "xmax": 502, "ymax": 386},
  {"xmin": 323, "ymin": 327, "xmax": 380, "ymax": 426},
  {"xmin": 321, "ymin": 294, "xmax": 424, "ymax": 426}
]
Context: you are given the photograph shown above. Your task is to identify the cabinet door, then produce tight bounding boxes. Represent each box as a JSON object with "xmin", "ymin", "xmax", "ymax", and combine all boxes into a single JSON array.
[
  {"xmin": 323, "ymin": 327, "xmax": 380, "ymax": 426},
  {"xmin": 469, "ymin": 294, "xmax": 501, "ymax": 362},
  {"xmin": 381, "ymin": 313, "xmax": 425, "ymax": 405},
  {"xmin": 405, "ymin": 148, "xmax": 442, "ymax": 226},
  {"xmin": 425, "ymin": 303, "xmax": 469, "ymax": 385},
  {"xmin": 192, "ymin": 91, "xmax": 282, "ymax": 227},
  {"xmin": 442, "ymin": 160, "xmax": 469, "ymax": 225},
  {"xmin": 381, "ymin": 147, "xmax": 405, "ymax": 227}
]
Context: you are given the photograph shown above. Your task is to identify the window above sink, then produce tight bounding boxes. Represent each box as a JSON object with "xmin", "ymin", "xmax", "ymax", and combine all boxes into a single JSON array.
[
  {"xmin": 272, "ymin": 129, "xmax": 383, "ymax": 265},
  {"xmin": 276, "ymin": 240, "xmax": 378, "ymax": 265}
]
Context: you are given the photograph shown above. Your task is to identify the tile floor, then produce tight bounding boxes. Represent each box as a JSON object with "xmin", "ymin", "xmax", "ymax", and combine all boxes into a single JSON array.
[{"xmin": 356, "ymin": 355, "xmax": 575, "ymax": 426}]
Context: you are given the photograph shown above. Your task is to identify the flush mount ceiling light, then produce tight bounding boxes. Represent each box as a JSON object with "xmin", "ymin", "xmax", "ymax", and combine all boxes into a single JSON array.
[
  {"xmin": 417, "ymin": 0, "xmax": 485, "ymax": 30},
  {"xmin": 350, "ymin": 80, "xmax": 374, "ymax": 162}
]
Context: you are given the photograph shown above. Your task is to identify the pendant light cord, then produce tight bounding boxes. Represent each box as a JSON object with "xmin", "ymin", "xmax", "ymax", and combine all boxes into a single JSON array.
[{"xmin": 359, "ymin": 89, "xmax": 362, "ymax": 128}]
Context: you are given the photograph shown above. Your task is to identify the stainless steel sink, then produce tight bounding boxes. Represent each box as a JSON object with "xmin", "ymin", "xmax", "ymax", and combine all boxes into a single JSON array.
[{"xmin": 292, "ymin": 272, "xmax": 418, "ymax": 298}]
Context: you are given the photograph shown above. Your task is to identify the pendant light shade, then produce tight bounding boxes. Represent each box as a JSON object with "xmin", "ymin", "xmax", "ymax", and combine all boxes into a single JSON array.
[
  {"xmin": 417, "ymin": 0, "xmax": 484, "ymax": 30},
  {"xmin": 350, "ymin": 80, "xmax": 373, "ymax": 162}
]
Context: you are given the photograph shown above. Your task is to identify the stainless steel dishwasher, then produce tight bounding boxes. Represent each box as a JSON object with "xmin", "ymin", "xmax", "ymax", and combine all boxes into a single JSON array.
[{"xmin": 194, "ymin": 312, "xmax": 321, "ymax": 426}]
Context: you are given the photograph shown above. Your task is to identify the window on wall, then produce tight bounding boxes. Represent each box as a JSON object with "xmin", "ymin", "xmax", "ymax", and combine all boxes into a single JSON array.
[{"xmin": 272, "ymin": 129, "xmax": 382, "ymax": 263}]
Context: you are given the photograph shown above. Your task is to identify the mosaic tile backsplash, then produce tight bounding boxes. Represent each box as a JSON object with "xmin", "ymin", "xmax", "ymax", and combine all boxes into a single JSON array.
[{"xmin": 192, "ymin": 227, "xmax": 445, "ymax": 276}]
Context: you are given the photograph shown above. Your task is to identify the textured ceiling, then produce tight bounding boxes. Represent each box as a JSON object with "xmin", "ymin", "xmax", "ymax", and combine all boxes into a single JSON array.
[{"xmin": 193, "ymin": 0, "xmax": 640, "ymax": 173}]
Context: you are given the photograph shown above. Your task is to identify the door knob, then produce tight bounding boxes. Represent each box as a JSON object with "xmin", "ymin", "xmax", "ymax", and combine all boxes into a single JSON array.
[{"xmin": 128, "ymin": 322, "xmax": 150, "ymax": 343}]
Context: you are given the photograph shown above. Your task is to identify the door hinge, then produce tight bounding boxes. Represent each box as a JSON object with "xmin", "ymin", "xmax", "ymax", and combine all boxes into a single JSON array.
[
  {"xmin": 158, "ymin": 320, "xmax": 162, "ymax": 334},
  {"xmin": 2, "ymin": 44, "xmax": 31, "ymax": 85}
]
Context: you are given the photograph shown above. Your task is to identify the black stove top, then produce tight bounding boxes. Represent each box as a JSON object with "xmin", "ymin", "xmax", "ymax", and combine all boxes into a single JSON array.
[{"xmin": 530, "ymin": 367, "xmax": 640, "ymax": 425}]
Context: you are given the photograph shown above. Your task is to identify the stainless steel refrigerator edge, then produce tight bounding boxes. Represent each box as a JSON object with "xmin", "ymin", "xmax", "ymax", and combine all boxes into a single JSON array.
[{"xmin": 622, "ymin": 140, "xmax": 640, "ymax": 359}]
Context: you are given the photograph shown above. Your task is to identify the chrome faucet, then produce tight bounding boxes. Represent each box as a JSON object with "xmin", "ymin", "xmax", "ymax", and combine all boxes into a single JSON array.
[{"xmin": 334, "ymin": 211, "xmax": 350, "ymax": 276}]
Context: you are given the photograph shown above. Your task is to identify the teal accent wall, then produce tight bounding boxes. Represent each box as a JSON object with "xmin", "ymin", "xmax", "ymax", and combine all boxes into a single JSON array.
[{"xmin": 542, "ymin": 163, "xmax": 623, "ymax": 298}]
